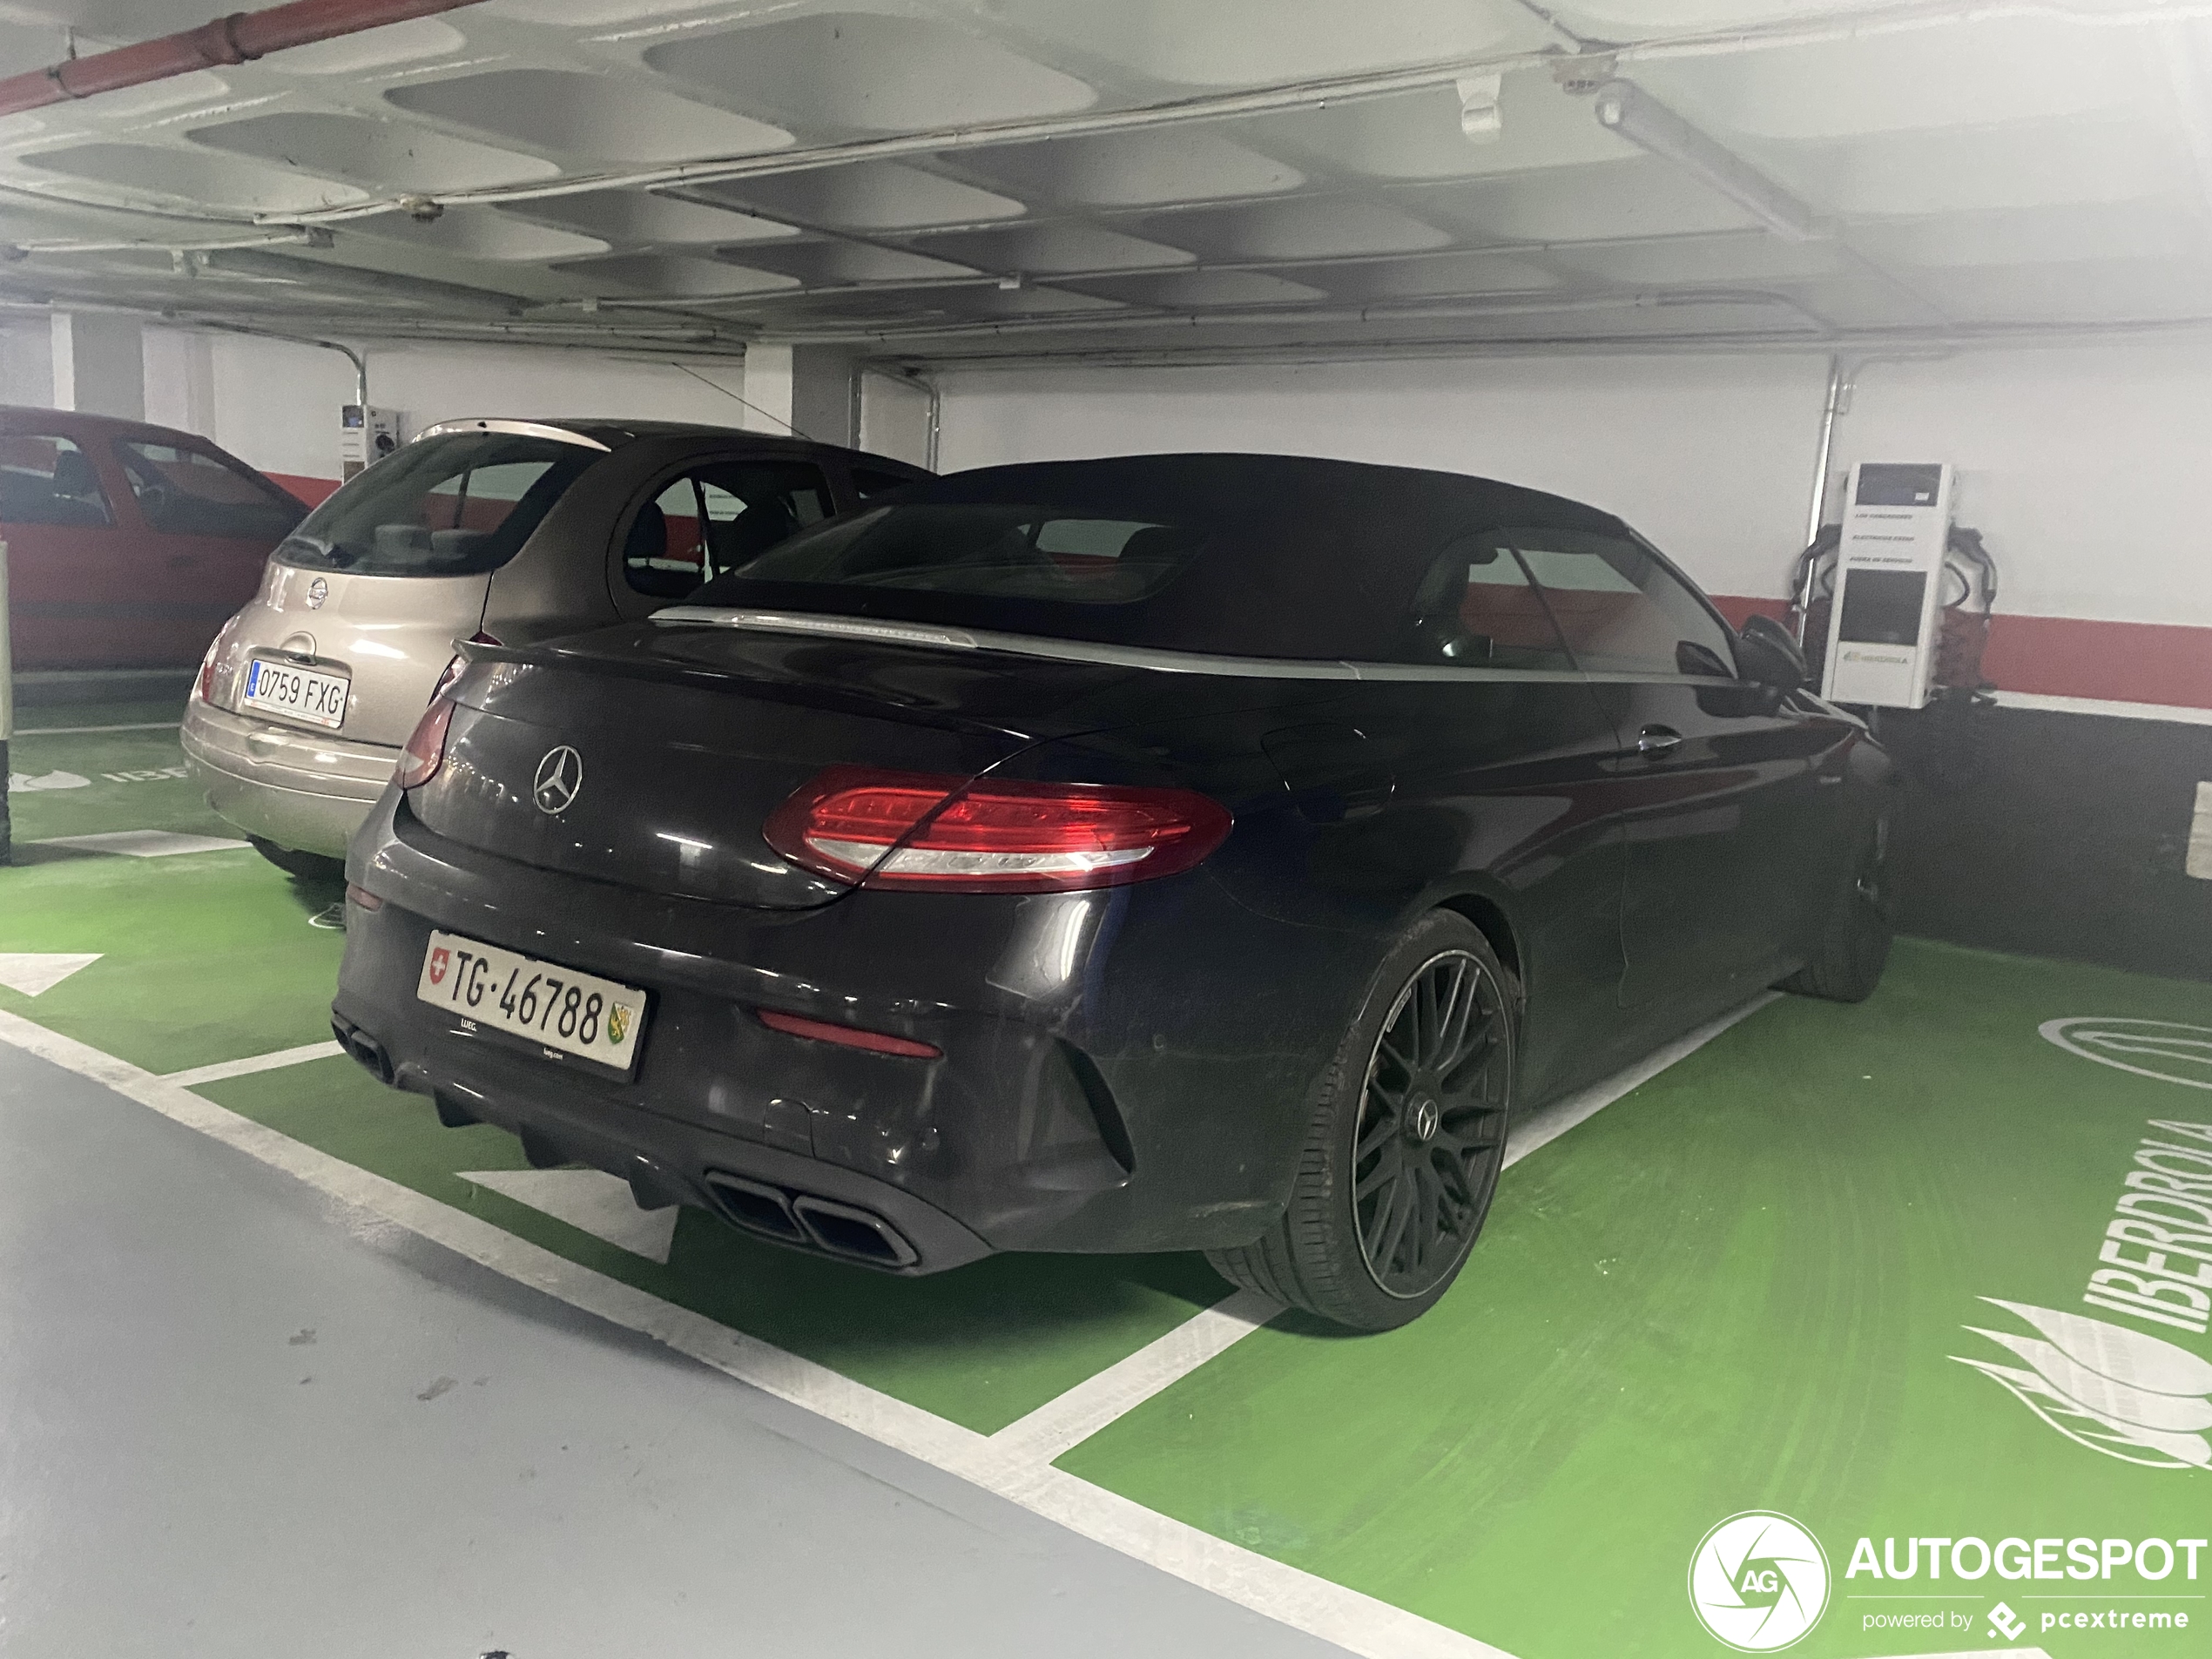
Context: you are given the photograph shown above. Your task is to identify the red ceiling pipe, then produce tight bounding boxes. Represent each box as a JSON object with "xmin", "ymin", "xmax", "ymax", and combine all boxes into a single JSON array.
[{"xmin": 0, "ymin": 0, "xmax": 488, "ymax": 118}]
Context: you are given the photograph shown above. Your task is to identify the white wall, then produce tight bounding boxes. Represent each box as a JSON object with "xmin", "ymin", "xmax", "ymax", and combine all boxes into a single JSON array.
[
  {"xmin": 935, "ymin": 340, "xmax": 2212, "ymax": 629},
  {"xmin": 141, "ymin": 330, "xmax": 752, "ymax": 484}
]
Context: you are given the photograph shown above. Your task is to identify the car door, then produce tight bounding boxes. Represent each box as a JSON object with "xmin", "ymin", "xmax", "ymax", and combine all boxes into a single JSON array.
[
  {"xmin": 609, "ymin": 453, "xmax": 834, "ymax": 618},
  {"xmin": 1287, "ymin": 529, "xmax": 1636, "ymax": 1103},
  {"xmin": 0, "ymin": 428, "xmax": 139, "ymax": 670},
  {"xmin": 107, "ymin": 436, "xmax": 305, "ymax": 664},
  {"xmin": 1504, "ymin": 523, "xmax": 1844, "ymax": 1010}
]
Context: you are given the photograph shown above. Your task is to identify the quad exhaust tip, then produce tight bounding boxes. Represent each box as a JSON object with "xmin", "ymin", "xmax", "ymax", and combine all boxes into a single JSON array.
[{"xmin": 705, "ymin": 1172, "xmax": 919, "ymax": 1268}]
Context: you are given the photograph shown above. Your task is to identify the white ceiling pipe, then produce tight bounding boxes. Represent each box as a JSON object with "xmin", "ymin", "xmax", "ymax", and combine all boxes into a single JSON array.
[
  {"xmin": 1591, "ymin": 80, "xmax": 1822, "ymax": 242},
  {"xmin": 760, "ymin": 287, "xmax": 1834, "ymax": 347}
]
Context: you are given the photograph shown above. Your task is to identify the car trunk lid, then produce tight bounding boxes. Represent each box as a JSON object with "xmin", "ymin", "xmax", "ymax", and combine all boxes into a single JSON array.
[
  {"xmin": 230, "ymin": 563, "xmax": 489, "ymax": 749},
  {"xmin": 406, "ymin": 621, "xmax": 1325, "ymax": 910}
]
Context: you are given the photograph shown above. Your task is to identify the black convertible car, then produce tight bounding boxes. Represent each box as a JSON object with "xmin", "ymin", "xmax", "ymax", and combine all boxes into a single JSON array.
[{"xmin": 333, "ymin": 453, "xmax": 1893, "ymax": 1331}]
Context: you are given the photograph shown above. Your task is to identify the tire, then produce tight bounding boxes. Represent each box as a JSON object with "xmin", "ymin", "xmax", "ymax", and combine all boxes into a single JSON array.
[
  {"xmin": 1207, "ymin": 912, "xmax": 1519, "ymax": 1332},
  {"xmin": 248, "ymin": 835, "xmax": 345, "ymax": 883},
  {"xmin": 1780, "ymin": 822, "xmax": 1893, "ymax": 1003}
]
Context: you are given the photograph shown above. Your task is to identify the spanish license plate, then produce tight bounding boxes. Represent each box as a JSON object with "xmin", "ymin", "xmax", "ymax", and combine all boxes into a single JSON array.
[
  {"xmin": 241, "ymin": 658, "xmax": 350, "ymax": 729},
  {"xmin": 415, "ymin": 930, "xmax": 647, "ymax": 1071}
]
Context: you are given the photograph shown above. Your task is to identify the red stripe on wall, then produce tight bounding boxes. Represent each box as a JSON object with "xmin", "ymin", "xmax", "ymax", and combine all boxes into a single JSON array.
[
  {"xmin": 266, "ymin": 472, "xmax": 341, "ymax": 508},
  {"xmin": 1709, "ymin": 595, "xmax": 2212, "ymax": 711}
]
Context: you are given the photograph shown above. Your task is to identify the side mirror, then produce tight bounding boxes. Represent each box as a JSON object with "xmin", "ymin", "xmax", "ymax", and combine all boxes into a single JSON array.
[{"xmin": 1736, "ymin": 612, "xmax": 1809, "ymax": 691}]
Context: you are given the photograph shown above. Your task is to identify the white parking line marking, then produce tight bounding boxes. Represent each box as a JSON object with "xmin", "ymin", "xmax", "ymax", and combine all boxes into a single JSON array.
[
  {"xmin": 12, "ymin": 721, "xmax": 183, "ymax": 736},
  {"xmin": 164, "ymin": 1041, "xmax": 344, "ymax": 1088},
  {"xmin": 0, "ymin": 953, "xmax": 103, "ymax": 997},
  {"xmin": 0, "ymin": 1006, "xmax": 1513, "ymax": 1659},
  {"xmin": 35, "ymin": 830, "xmax": 249, "ymax": 859},
  {"xmin": 992, "ymin": 990, "xmax": 1787, "ymax": 1468},
  {"xmin": 991, "ymin": 1288, "xmax": 1281, "ymax": 1465}
]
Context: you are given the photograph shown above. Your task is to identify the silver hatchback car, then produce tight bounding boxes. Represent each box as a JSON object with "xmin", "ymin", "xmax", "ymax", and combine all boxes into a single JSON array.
[{"xmin": 183, "ymin": 416, "xmax": 923, "ymax": 871}]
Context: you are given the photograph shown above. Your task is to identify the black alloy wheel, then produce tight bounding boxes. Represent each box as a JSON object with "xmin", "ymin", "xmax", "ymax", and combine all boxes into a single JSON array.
[
  {"xmin": 1206, "ymin": 911, "xmax": 1520, "ymax": 1332},
  {"xmin": 1352, "ymin": 949, "xmax": 1513, "ymax": 1298}
]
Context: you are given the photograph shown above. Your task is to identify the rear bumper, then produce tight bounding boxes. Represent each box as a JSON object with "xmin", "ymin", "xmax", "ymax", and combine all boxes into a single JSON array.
[
  {"xmin": 334, "ymin": 794, "xmax": 1384, "ymax": 1270},
  {"xmin": 181, "ymin": 698, "xmax": 395, "ymax": 858}
]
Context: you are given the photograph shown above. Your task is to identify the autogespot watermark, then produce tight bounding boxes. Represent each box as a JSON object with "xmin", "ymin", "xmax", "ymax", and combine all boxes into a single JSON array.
[
  {"xmin": 1689, "ymin": 1512, "xmax": 1831, "ymax": 1651},
  {"xmin": 1844, "ymin": 1533, "xmax": 2206, "ymax": 1645}
]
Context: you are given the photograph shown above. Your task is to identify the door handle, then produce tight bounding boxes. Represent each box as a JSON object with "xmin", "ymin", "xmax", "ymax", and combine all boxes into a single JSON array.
[{"xmin": 1634, "ymin": 725, "xmax": 1684, "ymax": 757}]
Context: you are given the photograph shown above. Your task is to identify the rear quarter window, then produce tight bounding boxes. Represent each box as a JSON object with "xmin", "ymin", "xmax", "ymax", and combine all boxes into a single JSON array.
[
  {"xmin": 113, "ymin": 441, "xmax": 303, "ymax": 541},
  {"xmin": 275, "ymin": 431, "xmax": 597, "ymax": 577}
]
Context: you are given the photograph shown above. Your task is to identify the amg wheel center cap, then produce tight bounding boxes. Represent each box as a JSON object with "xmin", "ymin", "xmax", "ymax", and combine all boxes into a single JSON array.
[{"xmin": 1408, "ymin": 1097, "xmax": 1440, "ymax": 1143}]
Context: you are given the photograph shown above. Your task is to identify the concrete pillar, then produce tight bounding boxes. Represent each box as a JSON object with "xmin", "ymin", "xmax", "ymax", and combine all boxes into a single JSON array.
[
  {"xmin": 742, "ymin": 342, "xmax": 857, "ymax": 447},
  {"xmin": 141, "ymin": 327, "xmax": 219, "ymax": 441},
  {"xmin": 1, "ymin": 319, "xmax": 56, "ymax": 407},
  {"xmin": 51, "ymin": 313, "xmax": 145, "ymax": 421}
]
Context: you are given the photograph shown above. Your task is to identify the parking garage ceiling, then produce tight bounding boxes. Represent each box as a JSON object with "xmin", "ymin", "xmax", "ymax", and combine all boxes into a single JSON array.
[{"xmin": 1, "ymin": 0, "xmax": 2209, "ymax": 366}]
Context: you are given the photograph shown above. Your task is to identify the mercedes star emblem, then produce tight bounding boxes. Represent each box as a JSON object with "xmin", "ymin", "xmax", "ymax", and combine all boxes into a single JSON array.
[
  {"xmin": 304, "ymin": 577, "xmax": 327, "ymax": 610},
  {"xmin": 533, "ymin": 745, "xmax": 583, "ymax": 815}
]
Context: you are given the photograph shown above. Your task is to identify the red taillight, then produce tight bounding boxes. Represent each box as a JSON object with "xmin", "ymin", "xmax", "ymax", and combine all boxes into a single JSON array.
[
  {"xmin": 755, "ymin": 1008, "xmax": 941, "ymax": 1058},
  {"xmin": 194, "ymin": 637, "xmax": 221, "ymax": 704},
  {"xmin": 429, "ymin": 633, "xmax": 500, "ymax": 704},
  {"xmin": 763, "ymin": 765, "xmax": 1232, "ymax": 894},
  {"xmin": 394, "ymin": 695, "xmax": 455, "ymax": 790}
]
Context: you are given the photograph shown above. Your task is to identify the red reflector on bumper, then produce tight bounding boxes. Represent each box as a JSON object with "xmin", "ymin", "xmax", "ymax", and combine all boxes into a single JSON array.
[
  {"xmin": 754, "ymin": 1008, "xmax": 941, "ymax": 1059},
  {"xmin": 344, "ymin": 883, "xmax": 382, "ymax": 911}
]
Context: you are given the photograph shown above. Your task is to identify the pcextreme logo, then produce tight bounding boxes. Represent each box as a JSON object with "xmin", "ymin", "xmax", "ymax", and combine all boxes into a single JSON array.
[{"xmin": 1689, "ymin": 1512, "xmax": 1831, "ymax": 1651}]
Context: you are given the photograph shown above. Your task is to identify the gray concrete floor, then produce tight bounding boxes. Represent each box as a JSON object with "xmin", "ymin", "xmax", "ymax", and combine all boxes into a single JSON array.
[{"xmin": 0, "ymin": 1042, "xmax": 1347, "ymax": 1659}]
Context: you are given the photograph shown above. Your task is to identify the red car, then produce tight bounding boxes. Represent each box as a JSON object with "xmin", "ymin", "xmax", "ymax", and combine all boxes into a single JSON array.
[{"xmin": 2, "ymin": 408, "xmax": 307, "ymax": 671}]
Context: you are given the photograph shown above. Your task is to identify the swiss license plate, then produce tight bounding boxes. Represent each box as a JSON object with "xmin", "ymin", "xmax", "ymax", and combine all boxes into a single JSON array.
[
  {"xmin": 415, "ymin": 930, "xmax": 648, "ymax": 1071},
  {"xmin": 241, "ymin": 658, "xmax": 350, "ymax": 729}
]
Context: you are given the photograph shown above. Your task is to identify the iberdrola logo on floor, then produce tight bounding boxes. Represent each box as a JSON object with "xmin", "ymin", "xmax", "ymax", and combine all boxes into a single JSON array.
[{"xmin": 1688, "ymin": 1511, "xmax": 1831, "ymax": 1651}]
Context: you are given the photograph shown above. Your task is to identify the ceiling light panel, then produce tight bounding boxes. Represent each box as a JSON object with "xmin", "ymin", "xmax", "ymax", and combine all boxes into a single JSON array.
[
  {"xmin": 551, "ymin": 253, "xmax": 800, "ymax": 297},
  {"xmin": 264, "ymin": 17, "xmax": 469, "ymax": 76},
  {"xmin": 354, "ymin": 206, "xmax": 610, "ymax": 262},
  {"xmin": 385, "ymin": 69, "xmax": 792, "ymax": 165},
  {"xmin": 188, "ymin": 112, "xmax": 557, "ymax": 193},
  {"xmin": 960, "ymin": 130, "xmax": 1303, "ymax": 209},
  {"xmin": 643, "ymin": 12, "xmax": 1096, "ymax": 137},
  {"xmin": 1064, "ymin": 268, "xmax": 1330, "ymax": 308},
  {"xmin": 1129, "ymin": 199, "xmax": 1454, "ymax": 262},
  {"xmin": 502, "ymin": 192, "xmax": 799, "ymax": 247},
  {"xmin": 1403, "ymin": 157, "xmax": 1768, "ymax": 246},
  {"xmin": 1630, "ymin": 19, "xmax": 2148, "ymax": 142},
  {"xmin": 909, "ymin": 223, "xmax": 1197, "ymax": 275},
  {"xmin": 690, "ymin": 162, "xmax": 1025, "ymax": 233},
  {"xmin": 985, "ymin": 0, "xmax": 1548, "ymax": 89},
  {"xmin": 708, "ymin": 241, "xmax": 979, "ymax": 286},
  {"xmin": 1272, "ymin": 249, "xmax": 1562, "ymax": 302},
  {"xmin": 1540, "ymin": 231, "xmax": 1845, "ymax": 286},
  {"xmin": 17, "ymin": 142, "xmax": 368, "ymax": 214}
]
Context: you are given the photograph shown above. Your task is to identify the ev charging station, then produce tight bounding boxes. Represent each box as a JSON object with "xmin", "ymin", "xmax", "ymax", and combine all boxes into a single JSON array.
[
  {"xmin": 339, "ymin": 406, "xmax": 401, "ymax": 479},
  {"xmin": 1819, "ymin": 461, "xmax": 1956, "ymax": 710}
]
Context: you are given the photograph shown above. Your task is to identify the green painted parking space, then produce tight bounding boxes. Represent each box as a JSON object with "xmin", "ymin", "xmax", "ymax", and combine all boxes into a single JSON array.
[
  {"xmin": 0, "ymin": 851, "xmax": 345, "ymax": 1073},
  {"xmin": 206, "ymin": 1055, "xmax": 1228, "ymax": 1433},
  {"xmin": 5, "ymin": 716, "xmax": 222, "ymax": 843},
  {"xmin": 1057, "ymin": 940, "xmax": 2212, "ymax": 1658}
]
